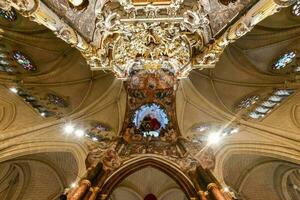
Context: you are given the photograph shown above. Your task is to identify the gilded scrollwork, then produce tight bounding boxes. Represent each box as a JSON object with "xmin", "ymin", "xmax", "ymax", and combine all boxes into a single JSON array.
[
  {"xmin": 5, "ymin": 0, "xmax": 289, "ymax": 79},
  {"xmin": 195, "ymin": 0, "xmax": 296, "ymax": 67}
]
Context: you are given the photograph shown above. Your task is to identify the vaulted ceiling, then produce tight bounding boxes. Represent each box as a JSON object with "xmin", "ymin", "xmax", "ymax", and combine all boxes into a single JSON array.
[
  {"xmin": 110, "ymin": 167, "xmax": 187, "ymax": 200},
  {"xmin": 0, "ymin": 2, "xmax": 300, "ymax": 200}
]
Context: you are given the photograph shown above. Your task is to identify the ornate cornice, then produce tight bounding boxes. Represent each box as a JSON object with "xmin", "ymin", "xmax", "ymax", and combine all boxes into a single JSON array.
[{"xmin": 2, "ymin": 0, "xmax": 289, "ymax": 80}]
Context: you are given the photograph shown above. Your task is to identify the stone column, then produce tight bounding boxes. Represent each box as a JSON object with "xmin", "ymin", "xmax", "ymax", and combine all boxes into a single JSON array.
[
  {"xmin": 83, "ymin": 188, "xmax": 93, "ymax": 200},
  {"xmin": 207, "ymin": 183, "xmax": 226, "ymax": 200},
  {"xmin": 82, "ymin": 165, "xmax": 109, "ymax": 200},
  {"xmin": 69, "ymin": 180, "xmax": 92, "ymax": 200},
  {"xmin": 88, "ymin": 187, "xmax": 100, "ymax": 200},
  {"xmin": 190, "ymin": 169, "xmax": 208, "ymax": 200},
  {"xmin": 198, "ymin": 191, "xmax": 208, "ymax": 200}
]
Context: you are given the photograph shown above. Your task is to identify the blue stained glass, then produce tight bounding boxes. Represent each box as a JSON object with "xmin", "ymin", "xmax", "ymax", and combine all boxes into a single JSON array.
[
  {"xmin": 274, "ymin": 51, "xmax": 296, "ymax": 70},
  {"xmin": 133, "ymin": 103, "xmax": 169, "ymax": 133},
  {"xmin": 13, "ymin": 51, "xmax": 36, "ymax": 71},
  {"xmin": 0, "ymin": 8, "xmax": 17, "ymax": 21}
]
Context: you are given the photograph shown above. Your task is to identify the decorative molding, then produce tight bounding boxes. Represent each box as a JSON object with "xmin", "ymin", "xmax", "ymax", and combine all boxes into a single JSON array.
[
  {"xmin": 2, "ymin": 0, "xmax": 285, "ymax": 79},
  {"xmin": 196, "ymin": 0, "xmax": 298, "ymax": 67},
  {"xmin": 1, "ymin": 0, "xmax": 95, "ymax": 70}
]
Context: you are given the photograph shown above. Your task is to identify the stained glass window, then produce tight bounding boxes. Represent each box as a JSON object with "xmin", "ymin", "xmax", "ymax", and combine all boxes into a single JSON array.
[
  {"xmin": 0, "ymin": 52, "xmax": 8, "ymax": 58},
  {"xmin": 133, "ymin": 103, "xmax": 169, "ymax": 137},
  {"xmin": 273, "ymin": 51, "xmax": 296, "ymax": 70},
  {"xmin": 237, "ymin": 95, "xmax": 259, "ymax": 109},
  {"xmin": 248, "ymin": 89, "xmax": 294, "ymax": 120},
  {"xmin": 292, "ymin": 1, "xmax": 300, "ymax": 17},
  {"xmin": 0, "ymin": 64, "xmax": 15, "ymax": 73},
  {"xmin": 47, "ymin": 94, "xmax": 68, "ymax": 108},
  {"xmin": 261, "ymin": 101, "xmax": 276, "ymax": 108},
  {"xmin": 191, "ymin": 123, "xmax": 210, "ymax": 132},
  {"xmin": 12, "ymin": 51, "xmax": 36, "ymax": 71},
  {"xmin": 274, "ymin": 89, "xmax": 294, "ymax": 96},
  {"xmin": 0, "ymin": 59, "xmax": 10, "ymax": 65},
  {"xmin": 255, "ymin": 106, "xmax": 270, "ymax": 114},
  {"xmin": 249, "ymin": 112, "xmax": 265, "ymax": 119},
  {"xmin": 268, "ymin": 95, "xmax": 284, "ymax": 102},
  {"xmin": 93, "ymin": 124, "xmax": 109, "ymax": 131},
  {"xmin": 0, "ymin": 8, "xmax": 17, "ymax": 21}
]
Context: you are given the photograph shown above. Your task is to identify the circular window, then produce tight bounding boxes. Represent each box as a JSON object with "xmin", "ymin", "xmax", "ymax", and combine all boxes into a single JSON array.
[{"xmin": 132, "ymin": 103, "xmax": 169, "ymax": 137}]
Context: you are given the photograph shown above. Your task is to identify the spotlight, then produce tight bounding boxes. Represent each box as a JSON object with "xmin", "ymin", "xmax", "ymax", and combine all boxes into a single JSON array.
[
  {"xmin": 223, "ymin": 187, "xmax": 230, "ymax": 192},
  {"xmin": 70, "ymin": 182, "xmax": 77, "ymax": 188},
  {"xmin": 40, "ymin": 112, "xmax": 46, "ymax": 117},
  {"xmin": 207, "ymin": 132, "xmax": 221, "ymax": 145},
  {"xmin": 75, "ymin": 129, "xmax": 84, "ymax": 138},
  {"xmin": 64, "ymin": 124, "xmax": 75, "ymax": 134},
  {"xmin": 9, "ymin": 87, "xmax": 18, "ymax": 93},
  {"xmin": 92, "ymin": 137, "xmax": 98, "ymax": 141}
]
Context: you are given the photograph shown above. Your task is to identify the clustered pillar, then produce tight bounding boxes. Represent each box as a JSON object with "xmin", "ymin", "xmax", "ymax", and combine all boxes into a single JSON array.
[
  {"xmin": 63, "ymin": 162, "xmax": 108, "ymax": 200},
  {"xmin": 192, "ymin": 166, "xmax": 232, "ymax": 200}
]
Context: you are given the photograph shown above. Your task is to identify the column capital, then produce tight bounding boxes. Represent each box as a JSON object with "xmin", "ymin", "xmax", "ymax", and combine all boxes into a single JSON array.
[
  {"xmin": 81, "ymin": 179, "xmax": 92, "ymax": 187},
  {"xmin": 207, "ymin": 183, "xmax": 219, "ymax": 190}
]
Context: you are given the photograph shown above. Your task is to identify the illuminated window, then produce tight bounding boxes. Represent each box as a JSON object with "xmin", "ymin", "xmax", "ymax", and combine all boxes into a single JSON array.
[
  {"xmin": 133, "ymin": 103, "xmax": 169, "ymax": 137},
  {"xmin": 13, "ymin": 51, "xmax": 36, "ymax": 71},
  {"xmin": 292, "ymin": 1, "xmax": 300, "ymax": 17},
  {"xmin": 237, "ymin": 95, "xmax": 259, "ymax": 109},
  {"xmin": 10, "ymin": 87, "xmax": 54, "ymax": 117},
  {"xmin": 255, "ymin": 106, "xmax": 270, "ymax": 114},
  {"xmin": 0, "ymin": 8, "xmax": 17, "ymax": 21},
  {"xmin": 0, "ymin": 64, "xmax": 16, "ymax": 73},
  {"xmin": 0, "ymin": 59, "xmax": 10, "ymax": 65},
  {"xmin": 248, "ymin": 89, "xmax": 294, "ymax": 120},
  {"xmin": 274, "ymin": 89, "xmax": 294, "ymax": 96},
  {"xmin": 294, "ymin": 66, "xmax": 300, "ymax": 72},
  {"xmin": 273, "ymin": 51, "xmax": 296, "ymax": 70},
  {"xmin": 47, "ymin": 94, "xmax": 68, "ymax": 108},
  {"xmin": 249, "ymin": 112, "xmax": 265, "ymax": 119},
  {"xmin": 93, "ymin": 124, "xmax": 109, "ymax": 131},
  {"xmin": 261, "ymin": 101, "xmax": 276, "ymax": 108}
]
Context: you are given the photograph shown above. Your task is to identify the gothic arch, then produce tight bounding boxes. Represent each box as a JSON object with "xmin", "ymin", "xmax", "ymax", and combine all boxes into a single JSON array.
[{"xmin": 100, "ymin": 155, "xmax": 198, "ymax": 199}]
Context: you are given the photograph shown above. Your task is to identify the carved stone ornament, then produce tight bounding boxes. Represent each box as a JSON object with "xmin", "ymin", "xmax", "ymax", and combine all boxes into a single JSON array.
[{"xmin": 4, "ymin": 0, "xmax": 295, "ymax": 80}]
